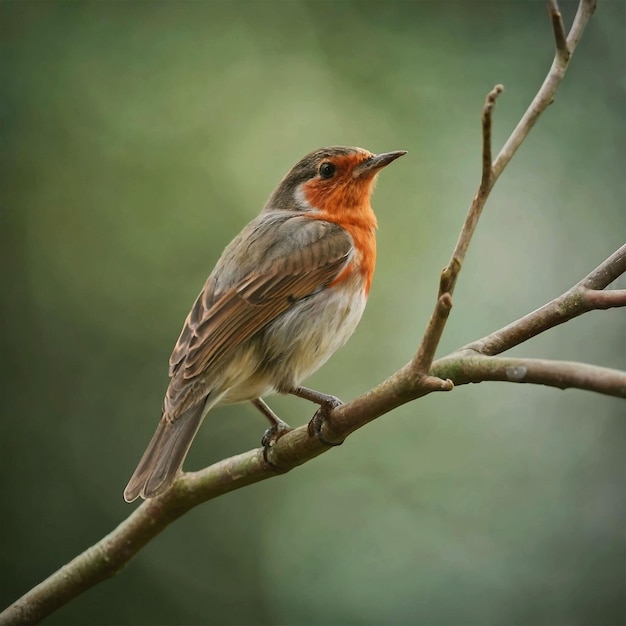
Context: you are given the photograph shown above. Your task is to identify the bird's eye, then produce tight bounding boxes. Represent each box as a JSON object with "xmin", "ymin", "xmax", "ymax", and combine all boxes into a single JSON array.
[{"xmin": 319, "ymin": 162, "xmax": 336, "ymax": 179}]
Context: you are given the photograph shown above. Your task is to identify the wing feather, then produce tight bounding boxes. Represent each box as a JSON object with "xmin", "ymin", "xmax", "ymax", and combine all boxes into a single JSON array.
[{"xmin": 166, "ymin": 215, "xmax": 353, "ymax": 416}]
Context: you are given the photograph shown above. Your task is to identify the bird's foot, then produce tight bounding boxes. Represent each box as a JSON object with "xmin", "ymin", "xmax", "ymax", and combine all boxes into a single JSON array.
[
  {"xmin": 261, "ymin": 420, "xmax": 292, "ymax": 449},
  {"xmin": 306, "ymin": 394, "xmax": 344, "ymax": 447},
  {"xmin": 261, "ymin": 421, "xmax": 292, "ymax": 471}
]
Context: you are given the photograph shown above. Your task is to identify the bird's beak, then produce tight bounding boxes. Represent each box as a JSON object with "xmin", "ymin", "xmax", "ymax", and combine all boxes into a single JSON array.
[{"xmin": 353, "ymin": 150, "xmax": 407, "ymax": 178}]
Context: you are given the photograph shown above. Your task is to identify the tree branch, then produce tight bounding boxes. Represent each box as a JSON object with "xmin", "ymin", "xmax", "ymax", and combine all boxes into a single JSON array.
[
  {"xmin": 325, "ymin": 243, "xmax": 626, "ymax": 440},
  {"xmin": 465, "ymin": 244, "xmax": 626, "ymax": 356},
  {"xmin": 410, "ymin": 0, "xmax": 597, "ymax": 378},
  {"xmin": 411, "ymin": 85, "xmax": 502, "ymax": 377},
  {"xmin": 492, "ymin": 0, "xmax": 597, "ymax": 179},
  {"xmin": 0, "ymin": 1, "xmax": 612, "ymax": 624},
  {"xmin": 432, "ymin": 356, "xmax": 626, "ymax": 399},
  {"xmin": 549, "ymin": 0, "xmax": 569, "ymax": 60}
]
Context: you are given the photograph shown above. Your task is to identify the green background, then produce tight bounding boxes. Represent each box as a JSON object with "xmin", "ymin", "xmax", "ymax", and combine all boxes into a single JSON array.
[{"xmin": 1, "ymin": 1, "xmax": 624, "ymax": 624}]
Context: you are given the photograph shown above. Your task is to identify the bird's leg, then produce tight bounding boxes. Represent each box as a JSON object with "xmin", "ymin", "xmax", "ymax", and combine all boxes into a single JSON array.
[
  {"xmin": 253, "ymin": 398, "xmax": 292, "ymax": 450},
  {"xmin": 290, "ymin": 386, "xmax": 344, "ymax": 446}
]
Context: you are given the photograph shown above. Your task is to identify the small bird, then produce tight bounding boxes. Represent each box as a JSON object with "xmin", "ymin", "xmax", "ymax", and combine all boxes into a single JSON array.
[{"xmin": 124, "ymin": 146, "xmax": 406, "ymax": 502}]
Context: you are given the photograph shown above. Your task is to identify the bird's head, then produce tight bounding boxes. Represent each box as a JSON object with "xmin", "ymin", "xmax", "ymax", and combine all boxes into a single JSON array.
[{"xmin": 266, "ymin": 146, "xmax": 406, "ymax": 224}]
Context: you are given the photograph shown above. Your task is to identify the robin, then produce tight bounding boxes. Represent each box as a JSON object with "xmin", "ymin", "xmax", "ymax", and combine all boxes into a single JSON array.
[{"xmin": 124, "ymin": 146, "xmax": 406, "ymax": 502}]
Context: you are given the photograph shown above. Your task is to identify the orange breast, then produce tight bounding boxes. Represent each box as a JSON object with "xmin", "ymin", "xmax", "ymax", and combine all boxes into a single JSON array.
[{"xmin": 305, "ymin": 208, "xmax": 377, "ymax": 296}]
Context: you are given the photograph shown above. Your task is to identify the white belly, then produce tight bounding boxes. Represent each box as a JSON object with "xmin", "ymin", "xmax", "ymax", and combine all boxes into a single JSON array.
[{"xmin": 217, "ymin": 276, "xmax": 368, "ymax": 405}]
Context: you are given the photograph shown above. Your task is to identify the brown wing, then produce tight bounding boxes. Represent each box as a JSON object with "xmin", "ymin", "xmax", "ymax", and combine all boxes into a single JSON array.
[{"xmin": 166, "ymin": 214, "xmax": 352, "ymax": 405}]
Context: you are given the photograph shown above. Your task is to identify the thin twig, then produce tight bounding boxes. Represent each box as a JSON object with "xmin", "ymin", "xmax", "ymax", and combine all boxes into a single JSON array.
[
  {"xmin": 464, "ymin": 244, "xmax": 626, "ymax": 357},
  {"xmin": 548, "ymin": 0, "xmax": 569, "ymax": 60},
  {"xmin": 582, "ymin": 289, "xmax": 626, "ymax": 308},
  {"xmin": 411, "ymin": 0, "xmax": 597, "ymax": 377},
  {"xmin": 566, "ymin": 0, "xmax": 597, "ymax": 50},
  {"xmin": 411, "ymin": 293, "xmax": 453, "ymax": 373},
  {"xmin": 480, "ymin": 86, "xmax": 502, "ymax": 193},
  {"xmin": 441, "ymin": 84, "xmax": 504, "ymax": 297},
  {"xmin": 492, "ymin": 0, "xmax": 596, "ymax": 179},
  {"xmin": 411, "ymin": 84, "xmax": 502, "ymax": 376}
]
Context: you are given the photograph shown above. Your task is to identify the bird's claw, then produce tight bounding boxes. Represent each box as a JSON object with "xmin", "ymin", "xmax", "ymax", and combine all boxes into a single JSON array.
[
  {"xmin": 261, "ymin": 423, "xmax": 292, "ymax": 449},
  {"xmin": 262, "ymin": 423, "xmax": 292, "ymax": 471},
  {"xmin": 307, "ymin": 395, "xmax": 344, "ymax": 446}
]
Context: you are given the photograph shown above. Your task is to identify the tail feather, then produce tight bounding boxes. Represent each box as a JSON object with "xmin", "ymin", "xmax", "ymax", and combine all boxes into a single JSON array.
[{"xmin": 124, "ymin": 402, "xmax": 206, "ymax": 502}]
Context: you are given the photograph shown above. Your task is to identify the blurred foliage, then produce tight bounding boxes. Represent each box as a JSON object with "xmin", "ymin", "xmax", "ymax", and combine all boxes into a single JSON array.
[{"xmin": 1, "ymin": 1, "xmax": 624, "ymax": 625}]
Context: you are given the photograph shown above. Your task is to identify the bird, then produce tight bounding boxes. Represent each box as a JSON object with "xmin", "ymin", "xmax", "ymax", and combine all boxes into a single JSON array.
[{"xmin": 123, "ymin": 146, "xmax": 406, "ymax": 502}]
